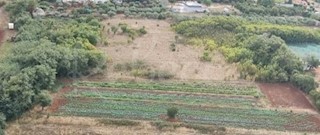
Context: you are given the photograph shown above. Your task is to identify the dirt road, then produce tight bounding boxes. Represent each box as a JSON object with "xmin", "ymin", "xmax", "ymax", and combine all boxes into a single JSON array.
[{"xmin": 0, "ymin": 7, "xmax": 15, "ymax": 46}]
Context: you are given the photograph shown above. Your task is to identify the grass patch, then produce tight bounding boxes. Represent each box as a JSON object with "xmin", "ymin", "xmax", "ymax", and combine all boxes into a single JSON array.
[
  {"xmin": 114, "ymin": 60, "xmax": 148, "ymax": 72},
  {"xmin": 114, "ymin": 61, "xmax": 174, "ymax": 80},
  {"xmin": 65, "ymin": 89, "xmax": 257, "ymax": 108},
  {"xmin": 151, "ymin": 121, "xmax": 226, "ymax": 134},
  {"xmin": 98, "ymin": 119, "xmax": 140, "ymax": 126}
]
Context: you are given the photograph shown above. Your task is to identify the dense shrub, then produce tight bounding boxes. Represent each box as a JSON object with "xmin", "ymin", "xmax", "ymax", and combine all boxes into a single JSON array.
[
  {"xmin": 0, "ymin": 113, "xmax": 5, "ymax": 135},
  {"xmin": 291, "ymin": 74, "xmax": 318, "ymax": 93},
  {"xmin": 243, "ymin": 15, "xmax": 319, "ymax": 26},
  {"xmin": 309, "ymin": 90, "xmax": 320, "ymax": 109},
  {"xmin": 174, "ymin": 16, "xmax": 317, "ymax": 92},
  {"xmin": 0, "ymin": 0, "xmax": 106, "ymax": 127},
  {"xmin": 94, "ymin": 0, "xmax": 169, "ymax": 19},
  {"xmin": 235, "ymin": 2, "xmax": 305, "ymax": 17},
  {"xmin": 167, "ymin": 107, "xmax": 178, "ymax": 119},
  {"xmin": 242, "ymin": 24, "xmax": 320, "ymax": 43},
  {"xmin": 0, "ymin": 1, "xmax": 6, "ymax": 7},
  {"xmin": 147, "ymin": 70, "xmax": 174, "ymax": 80}
]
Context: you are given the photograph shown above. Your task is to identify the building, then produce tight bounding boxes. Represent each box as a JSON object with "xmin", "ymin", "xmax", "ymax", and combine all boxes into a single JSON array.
[{"xmin": 171, "ymin": 1, "xmax": 208, "ymax": 13}]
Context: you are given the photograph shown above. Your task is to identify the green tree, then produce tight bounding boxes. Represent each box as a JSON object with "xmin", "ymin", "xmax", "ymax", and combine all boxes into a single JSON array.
[
  {"xmin": 35, "ymin": 91, "xmax": 52, "ymax": 111},
  {"xmin": 111, "ymin": 26, "xmax": 118, "ymax": 35},
  {"xmin": 167, "ymin": 107, "xmax": 178, "ymax": 119},
  {"xmin": 306, "ymin": 55, "xmax": 320, "ymax": 69},
  {"xmin": 257, "ymin": 0, "xmax": 275, "ymax": 7},
  {"xmin": 202, "ymin": 0, "xmax": 212, "ymax": 6},
  {"xmin": 0, "ymin": 113, "xmax": 5, "ymax": 135},
  {"xmin": 291, "ymin": 74, "xmax": 317, "ymax": 93},
  {"xmin": 168, "ymin": 0, "xmax": 176, "ymax": 3}
]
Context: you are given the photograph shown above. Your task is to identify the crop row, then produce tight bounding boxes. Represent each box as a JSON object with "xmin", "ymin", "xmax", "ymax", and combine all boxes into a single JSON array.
[
  {"xmin": 57, "ymin": 98, "xmax": 319, "ymax": 131},
  {"xmin": 74, "ymin": 81, "xmax": 261, "ymax": 96},
  {"xmin": 65, "ymin": 88, "xmax": 258, "ymax": 108}
]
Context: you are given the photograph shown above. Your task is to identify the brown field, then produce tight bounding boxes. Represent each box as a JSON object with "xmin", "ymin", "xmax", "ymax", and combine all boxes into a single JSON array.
[
  {"xmin": 258, "ymin": 83, "xmax": 316, "ymax": 111},
  {"xmin": 92, "ymin": 17, "xmax": 239, "ymax": 81}
]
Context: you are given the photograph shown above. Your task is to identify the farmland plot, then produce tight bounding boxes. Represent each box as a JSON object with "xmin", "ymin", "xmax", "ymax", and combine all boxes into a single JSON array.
[
  {"xmin": 74, "ymin": 81, "xmax": 261, "ymax": 96},
  {"xmin": 54, "ymin": 82, "xmax": 320, "ymax": 132}
]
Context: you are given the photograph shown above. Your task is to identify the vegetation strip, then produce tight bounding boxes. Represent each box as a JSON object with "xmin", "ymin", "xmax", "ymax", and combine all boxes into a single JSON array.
[
  {"xmin": 74, "ymin": 81, "xmax": 261, "ymax": 96},
  {"xmin": 66, "ymin": 88, "xmax": 258, "ymax": 108}
]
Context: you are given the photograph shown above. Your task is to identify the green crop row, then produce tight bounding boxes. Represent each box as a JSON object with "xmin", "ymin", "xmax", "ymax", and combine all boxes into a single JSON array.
[
  {"xmin": 66, "ymin": 88, "xmax": 257, "ymax": 108},
  {"xmin": 57, "ymin": 98, "xmax": 319, "ymax": 132},
  {"xmin": 73, "ymin": 81, "xmax": 261, "ymax": 97}
]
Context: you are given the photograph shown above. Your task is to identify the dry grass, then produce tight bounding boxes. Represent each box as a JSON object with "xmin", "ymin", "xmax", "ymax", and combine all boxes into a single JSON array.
[
  {"xmin": 92, "ymin": 17, "xmax": 239, "ymax": 81},
  {"xmin": 6, "ymin": 113, "xmax": 318, "ymax": 135}
]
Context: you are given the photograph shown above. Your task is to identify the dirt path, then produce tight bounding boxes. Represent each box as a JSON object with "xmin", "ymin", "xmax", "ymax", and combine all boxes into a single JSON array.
[
  {"xmin": 258, "ymin": 83, "xmax": 317, "ymax": 112},
  {"xmin": 0, "ymin": 7, "xmax": 8, "ymax": 45},
  {"xmin": 7, "ymin": 115, "xmax": 320, "ymax": 135},
  {"xmin": 0, "ymin": 7, "xmax": 15, "ymax": 46}
]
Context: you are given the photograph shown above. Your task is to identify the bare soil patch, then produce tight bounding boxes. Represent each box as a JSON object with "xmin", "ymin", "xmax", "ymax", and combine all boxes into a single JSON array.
[
  {"xmin": 258, "ymin": 83, "xmax": 316, "ymax": 111},
  {"xmin": 96, "ymin": 17, "xmax": 239, "ymax": 81},
  {"xmin": 0, "ymin": 30, "xmax": 4, "ymax": 42},
  {"xmin": 48, "ymin": 86, "xmax": 73, "ymax": 112}
]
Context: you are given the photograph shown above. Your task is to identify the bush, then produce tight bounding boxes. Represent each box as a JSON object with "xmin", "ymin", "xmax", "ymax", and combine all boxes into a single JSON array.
[
  {"xmin": 167, "ymin": 107, "xmax": 178, "ymax": 119},
  {"xmin": 291, "ymin": 74, "xmax": 317, "ymax": 93},
  {"xmin": 88, "ymin": 35, "xmax": 98, "ymax": 45},
  {"xmin": 147, "ymin": 70, "xmax": 174, "ymax": 80},
  {"xmin": 0, "ymin": 1, "xmax": 6, "ymax": 7},
  {"xmin": 310, "ymin": 90, "xmax": 320, "ymax": 109},
  {"xmin": 0, "ymin": 113, "xmax": 5, "ymax": 135},
  {"xmin": 98, "ymin": 119, "xmax": 140, "ymax": 126},
  {"xmin": 114, "ymin": 60, "xmax": 148, "ymax": 72},
  {"xmin": 138, "ymin": 27, "xmax": 147, "ymax": 35},
  {"xmin": 170, "ymin": 43, "xmax": 176, "ymax": 51},
  {"xmin": 200, "ymin": 51, "xmax": 211, "ymax": 62}
]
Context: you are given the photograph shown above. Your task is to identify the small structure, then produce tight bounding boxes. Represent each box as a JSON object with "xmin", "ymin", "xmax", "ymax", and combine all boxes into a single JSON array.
[
  {"xmin": 32, "ymin": 7, "xmax": 46, "ymax": 17},
  {"xmin": 8, "ymin": 23, "xmax": 14, "ymax": 30},
  {"xmin": 171, "ymin": 1, "xmax": 208, "ymax": 13},
  {"xmin": 112, "ymin": 0, "xmax": 122, "ymax": 4}
]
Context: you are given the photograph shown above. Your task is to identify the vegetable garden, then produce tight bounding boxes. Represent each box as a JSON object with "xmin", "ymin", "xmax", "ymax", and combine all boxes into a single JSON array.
[
  {"xmin": 55, "ymin": 82, "xmax": 320, "ymax": 132},
  {"xmin": 74, "ymin": 81, "xmax": 261, "ymax": 96}
]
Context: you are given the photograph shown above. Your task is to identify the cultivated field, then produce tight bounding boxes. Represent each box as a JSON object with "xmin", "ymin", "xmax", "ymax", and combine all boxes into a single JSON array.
[
  {"xmin": 259, "ymin": 83, "xmax": 317, "ymax": 111},
  {"xmin": 42, "ymin": 81, "xmax": 320, "ymax": 133}
]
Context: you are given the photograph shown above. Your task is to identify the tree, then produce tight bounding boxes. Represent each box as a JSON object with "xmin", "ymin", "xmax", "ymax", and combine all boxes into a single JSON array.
[
  {"xmin": 111, "ymin": 26, "xmax": 118, "ymax": 35},
  {"xmin": 306, "ymin": 55, "xmax": 320, "ymax": 69},
  {"xmin": 168, "ymin": 0, "xmax": 176, "ymax": 4},
  {"xmin": 27, "ymin": 0, "xmax": 37, "ymax": 17},
  {"xmin": 291, "ymin": 74, "xmax": 317, "ymax": 93},
  {"xmin": 257, "ymin": 0, "xmax": 275, "ymax": 7},
  {"xmin": 35, "ymin": 91, "xmax": 52, "ymax": 111},
  {"xmin": 202, "ymin": 0, "xmax": 212, "ymax": 6},
  {"xmin": 167, "ymin": 107, "xmax": 178, "ymax": 119},
  {"xmin": 0, "ymin": 113, "xmax": 5, "ymax": 135}
]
